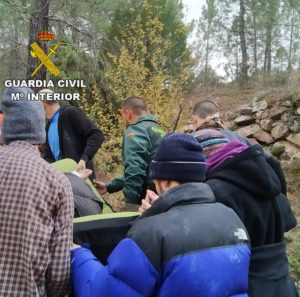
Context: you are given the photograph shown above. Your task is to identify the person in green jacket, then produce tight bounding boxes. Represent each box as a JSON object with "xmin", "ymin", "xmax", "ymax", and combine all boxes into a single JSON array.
[{"xmin": 94, "ymin": 96, "xmax": 165, "ymax": 210}]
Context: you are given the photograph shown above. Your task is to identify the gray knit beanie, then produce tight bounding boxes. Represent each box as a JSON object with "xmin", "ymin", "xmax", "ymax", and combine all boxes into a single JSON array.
[{"xmin": 1, "ymin": 87, "xmax": 46, "ymax": 144}]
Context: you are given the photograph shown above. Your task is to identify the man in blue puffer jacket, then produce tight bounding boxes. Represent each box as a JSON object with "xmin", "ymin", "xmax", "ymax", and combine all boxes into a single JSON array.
[{"xmin": 71, "ymin": 133, "xmax": 250, "ymax": 297}]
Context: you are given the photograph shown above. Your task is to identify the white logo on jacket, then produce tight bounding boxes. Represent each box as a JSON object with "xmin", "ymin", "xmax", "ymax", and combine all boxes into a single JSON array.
[{"xmin": 234, "ymin": 228, "xmax": 248, "ymax": 240}]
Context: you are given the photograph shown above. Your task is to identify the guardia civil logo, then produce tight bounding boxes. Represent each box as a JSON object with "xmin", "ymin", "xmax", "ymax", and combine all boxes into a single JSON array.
[{"xmin": 30, "ymin": 30, "xmax": 60, "ymax": 77}]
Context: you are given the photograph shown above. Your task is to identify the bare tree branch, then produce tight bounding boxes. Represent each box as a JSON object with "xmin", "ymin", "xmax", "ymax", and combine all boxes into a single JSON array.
[{"xmin": 48, "ymin": 16, "xmax": 93, "ymax": 38}]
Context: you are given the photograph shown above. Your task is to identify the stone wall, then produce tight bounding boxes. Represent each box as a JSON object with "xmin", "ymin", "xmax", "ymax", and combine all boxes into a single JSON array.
[{"xmin": 224, "ymin": 94, "xmax": 300, "ymax": 160}]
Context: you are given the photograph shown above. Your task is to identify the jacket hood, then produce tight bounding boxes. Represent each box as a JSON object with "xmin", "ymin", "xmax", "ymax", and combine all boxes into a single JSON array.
[{"xmin": 207, "ymin": 145, "xmax": 281, "ymax": 200}]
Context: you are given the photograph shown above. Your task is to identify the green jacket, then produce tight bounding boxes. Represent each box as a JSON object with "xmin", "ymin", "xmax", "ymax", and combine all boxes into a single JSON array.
[{"xmin": 106, "ymin": 115, "xmax": 165, "ymax": 204}]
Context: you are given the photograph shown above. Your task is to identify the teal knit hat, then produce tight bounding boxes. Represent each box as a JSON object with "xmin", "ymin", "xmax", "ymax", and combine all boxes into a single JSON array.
[{"xmin": 192, "ymin": 128, "xmax": 230, "ymax": 158}]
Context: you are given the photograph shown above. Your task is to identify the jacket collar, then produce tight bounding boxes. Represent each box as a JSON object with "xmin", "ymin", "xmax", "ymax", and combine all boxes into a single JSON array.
[
  {"xmin": 131, "ymin": 114, "xmax": 157, "ymax": 126},
  {"xmin": 140, "ymin": 183, "xmax": 215, "ymax": 219}
]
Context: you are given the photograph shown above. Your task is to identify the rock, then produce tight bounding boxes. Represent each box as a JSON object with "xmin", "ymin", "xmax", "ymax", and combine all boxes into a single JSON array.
[
  {"xmin": 224, "ymin": 111, "xmax": 236, "ymax": 121},
  {"xmin": 259, "ymin": 110, "xmax": 269, "ymax": 120},
  {"xmin": 261, "ymin": 106, "xmax": 288, "ymax": 120},
  {"xmin": 281, "ymin": 100, "xmax": 292, "ymax": 107},
  {"xmin": 234, "ymin": 115, "xmax": 255, "ymax": 126},
  {"xmin": 297, "ymin": 107, "xmax": 300, "ymax": 115},
  {"xmin": 260, "ymin": 119, "xmax": 273, "ymax": 132},
  {"xmin": 271, "ymin": 143, "xmax": 285, "ymax": 157},
  {"xmin": 238, "ymin": 105, "xmax": 255, "ymax": 115},
  {"xmin": 271, "ymin": 123, "xmax": 289, "ymax": 140},
  {"xmin": 236, "ymin": 124, "xmax": 261, "ymax": 137},
  {"xmin": 224, "ymin": 121, "xmax": 238, "ymax": 131},
  {"xmin": 281, "ymin": 112, "xmax": 293, "ymax": 122},
  {"xmin": 275, "ymin": 140, "xmax": 300, "ymax": 161},
  {"xmin": 248, "ymin": 138, "xmax": 259, "ymax": 145},
  {"xmin": 292, "ymin": 94, "xmax": 300, "ymax": 107},
  {"xmin": 290, "ymin": 119, "xmax": 300, "ymax": 133},
  {"xmin": 256, "ymin": 110, "xmax": 264, "ymax": 120},
  {"xmin": 287, "ymin": 133, "xmax": 300, "ymax": 148},
  {"xmin": 252, "ymin": 99, "xmax": 267, "ymax": 113},
  {"xmin": 253, "ymin": 129, "xmax": 275, "ymax": 144}
]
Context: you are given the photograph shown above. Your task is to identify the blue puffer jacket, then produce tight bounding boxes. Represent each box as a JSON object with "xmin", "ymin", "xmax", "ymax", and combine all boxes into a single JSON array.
[{"xmin": 71, "ymin": 183, "xmax": 250, "ymax": 297}]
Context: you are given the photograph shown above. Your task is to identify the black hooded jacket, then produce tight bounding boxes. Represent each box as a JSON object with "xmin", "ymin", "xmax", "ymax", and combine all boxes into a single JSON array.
[{"xmin": 206, "ymin": 145, "xmax": 296, "ymax": 248}]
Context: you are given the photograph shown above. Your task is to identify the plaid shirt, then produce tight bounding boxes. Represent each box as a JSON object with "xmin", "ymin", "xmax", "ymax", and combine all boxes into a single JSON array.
[{"xmin": 0, "ymin": 141, "xmax": 74, "ymax": 296}]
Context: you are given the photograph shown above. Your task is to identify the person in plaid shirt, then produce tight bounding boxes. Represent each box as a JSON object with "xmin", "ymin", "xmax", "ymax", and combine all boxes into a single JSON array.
[{"xmin": 0, "ymin": 86, "xmax": 74, "ymax": 296}]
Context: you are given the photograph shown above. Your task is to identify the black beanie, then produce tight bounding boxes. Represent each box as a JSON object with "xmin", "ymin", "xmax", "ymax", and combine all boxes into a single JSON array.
[{"xmin": 150, "ymin": 133, "xmax": 206, "ymax": 182}]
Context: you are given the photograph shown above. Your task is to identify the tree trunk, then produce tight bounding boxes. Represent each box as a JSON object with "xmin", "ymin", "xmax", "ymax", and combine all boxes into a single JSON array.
[
  {"xmin": 71, "ymin": 1, "xmax": 80, "ymax": 46},
  {"xmin": 26, "ymin": 0, "xmax": 49, "ymax": 82},
  {"xmin": 204, "ymin": 22, "xmax": 211, "ymax": 84},
  {"xmin": 288, "ymin": 9, "xmax": 295, "ymax": 72},
  {"xmin": 263, "ymin": 23, "xmax": 272, "ymax": 78},
  {"xmin": 249, "ymin": 0, "xmax": 258, "ymax": 74},
  {"xmin": 252, "ymin": 11, "xmax": 257, "ymax": 73},
  {"xmin": 10, "ymin": 16, "xmax": 18, "ymax": 79},
  {"xmin": 235, "ymin": 49, "xmax": 239, "ymax": 81},
  {"xmin": 239, "ymin": 0, "xmax": 248, "ymax": 86}
]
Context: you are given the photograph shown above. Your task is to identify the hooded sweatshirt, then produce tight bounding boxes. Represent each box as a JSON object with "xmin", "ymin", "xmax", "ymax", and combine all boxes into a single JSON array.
[{"xmin": 206, "ymin": 144, "xmax": 296, "ymax": 247}]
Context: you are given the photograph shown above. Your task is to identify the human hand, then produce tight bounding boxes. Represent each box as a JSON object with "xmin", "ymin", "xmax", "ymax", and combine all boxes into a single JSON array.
[
  {"xmin": 71, "ymin": 243, "xmax": 81, "ymax": 251},
  {"xmin": 77, "ymin": 160, "xmax": 86, "ymax": 171},
  {"xmin": 77, "ymin": 169, "xmax": 93, "ymax": 180},
  {"xmin": 139, "ymin": 190, "xmax": 159, "ymax": 215},
  {"xmin": 146, "ymin": 189, "xmax": 159, "ymax": 204},
  {"xmin": 139, "ymin": 198, "xmax": 151, "ymax": 214},
  {"xmin": 93, "ymin": 180, "xmax": 108, "ymax": 195}
]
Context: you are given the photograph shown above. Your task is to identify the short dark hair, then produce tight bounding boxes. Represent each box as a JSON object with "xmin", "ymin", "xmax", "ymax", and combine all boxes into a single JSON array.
[
  {"xmin": 192, "ymin": 100, "xmax": 218, "ymax": 119},
  {"xmin": 122, "ymin": 96, "xmax": 148, "ymax": 116}
]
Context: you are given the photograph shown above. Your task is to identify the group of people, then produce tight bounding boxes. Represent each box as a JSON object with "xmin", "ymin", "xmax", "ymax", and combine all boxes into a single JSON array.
[
  {"xmin": 0, "ymin": 85, "xmax": 298, "ymax": 297},
  {"xmin": 72, "ymin": 98, "xmax": 298, "ymax": 297}
]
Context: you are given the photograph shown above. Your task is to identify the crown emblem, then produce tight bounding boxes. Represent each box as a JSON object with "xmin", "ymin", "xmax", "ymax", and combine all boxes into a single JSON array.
[{"xmin": 37, "ymin": 30, "xmax": 55, "ymax": 42}]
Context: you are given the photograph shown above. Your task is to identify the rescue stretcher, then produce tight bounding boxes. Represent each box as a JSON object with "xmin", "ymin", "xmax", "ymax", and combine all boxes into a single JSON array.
[{"xmin": 52, "ymin": 159, "xmax": 139, "ymax": 263}]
